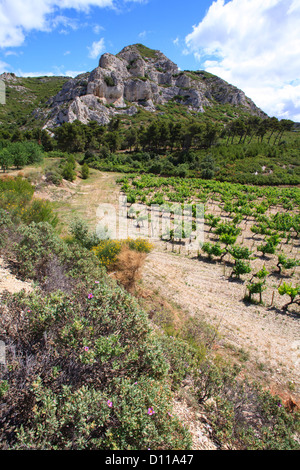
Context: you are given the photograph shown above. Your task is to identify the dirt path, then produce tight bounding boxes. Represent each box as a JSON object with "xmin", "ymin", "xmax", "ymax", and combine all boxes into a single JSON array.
[
  {"xmin": 142, "ymin": 247, "xmax": 300, "ymax": 403},
  {"xmin": 0, "ymin": 258, "xmax": 32, "ymax": 296}
]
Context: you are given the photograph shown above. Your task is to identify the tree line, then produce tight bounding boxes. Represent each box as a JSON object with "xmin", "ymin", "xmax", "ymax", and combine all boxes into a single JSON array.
[{"xmin": 0, "ymin": 114, "xmax": 295, "ymax": 158}]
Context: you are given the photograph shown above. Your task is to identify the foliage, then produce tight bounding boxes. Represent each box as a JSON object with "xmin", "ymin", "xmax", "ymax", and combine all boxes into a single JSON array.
[
  {"xmin": 0, "ymin": 176, "xmax": 58, "ymax": 226},
  {"xmin": 245, "ymin": 266, "xmax": 269, "ymax": 304},
  {"xmin": 277, "ymin": 254, "xmax": 299, "ymax": 274},
  {"xmin": 201, "ymin": 242, "xmax": 225, "ymax": 261},
  {"xmin": 0, "ymin": 280, "xmax": 191, "ymax": 450},
  {"xmin": 81, "ymin": 162, "xmax": 89, "ymax": 179},
  {"xmin": 230, "ymin": 259, "xmax": 251, "ymax": 279},
  {"xmin": 278, "ymin": 282, "xmax": 300, "ymax": 311},
  {"xmin": 61, "ymin": 162, "xmax": 76, "ymax": 181},
  {"xmin": 92, "ymin": 238, "xmax": 153, "ymax": 269}
]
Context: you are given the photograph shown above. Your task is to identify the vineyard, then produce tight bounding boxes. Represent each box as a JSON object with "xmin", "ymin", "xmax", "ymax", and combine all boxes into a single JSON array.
[{"xmin": 118, "ymin": 174, "xmax": 300, "ymax": 313}]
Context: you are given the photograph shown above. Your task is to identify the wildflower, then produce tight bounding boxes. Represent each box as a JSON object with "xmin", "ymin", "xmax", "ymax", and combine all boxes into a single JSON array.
[
  {"xmin": 95, "ymin": 281, "xmax": 99, "ymax": 284},
  {"xmin": 84, "ymin": 346, "xmax": 89, "ymax": 352},
  {"xmin": 167, "ymin": 412, "xmax": 173, "ymax": 417},
  {"xmin": 88, "ymin": 293, "xmax": 94, "ymax": 299},
  {"xmin": 107, "ymin": 400, "xmax": 113, "ymax": 408},
  {"xmin": 147, "ymin": 407, "xmax": 155, "ymax": 416}
]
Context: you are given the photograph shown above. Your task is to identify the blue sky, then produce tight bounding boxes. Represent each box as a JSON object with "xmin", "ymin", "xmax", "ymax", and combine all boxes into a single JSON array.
[{"xmin": 0, "ymin": 0, "xmax": 300, "ymax": 121}]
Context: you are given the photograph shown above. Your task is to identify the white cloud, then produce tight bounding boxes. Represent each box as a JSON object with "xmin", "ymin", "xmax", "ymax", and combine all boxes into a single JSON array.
[
  {"xmin": 88, "ymin": 37, "xmax": 105, "ymax": 59},
  {"xmin": 0, "ymin": 59, "xmax": 9, "ymax": 73},
  {"xmin": 185, "ymin": 0, "xmax": 300, "ymax": 121},
  {"xmin": 16, "ymin": 68, "xmax": 85, "ymax": 78},
  {"xmin": 0, "ymin": 0, "xmax": 113, "ymax": 48},
  {"xmin": 65, "ymin": 70, "xmax": 86, "ymax": 77},
  {"xmin": 93, "ymin": 24, "xmax": 104, "ymax": 34},
  {"xmin": 138, "ymin": 29, "xmax": 154, "ymax": 39}
]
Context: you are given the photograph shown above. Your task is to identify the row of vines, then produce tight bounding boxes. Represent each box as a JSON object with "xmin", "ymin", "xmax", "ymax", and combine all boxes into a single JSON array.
[{"xmin": 117, "ymin": 174, "xmax": 300, "ymax": 313}]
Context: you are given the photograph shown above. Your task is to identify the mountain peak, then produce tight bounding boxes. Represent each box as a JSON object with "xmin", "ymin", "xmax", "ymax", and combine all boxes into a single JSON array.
[{"xmin": 36, "ymin": 44, "xmax": 267, "ymax": 129}]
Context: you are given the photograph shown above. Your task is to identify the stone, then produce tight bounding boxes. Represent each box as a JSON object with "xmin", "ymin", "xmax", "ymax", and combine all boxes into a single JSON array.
[{"xmin": 39, "ymin": 44, "xmax": 267, "ymax": 129}]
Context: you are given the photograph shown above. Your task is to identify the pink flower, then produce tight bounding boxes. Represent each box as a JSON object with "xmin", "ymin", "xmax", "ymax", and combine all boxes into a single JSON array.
[
  {"xmin": 107, "ymin": 400, "xmax": 113, "ymax": 408},
  {"xmin": 84, "ymin": 346, "xmax": 89, "ymax": 352},
  {"xmin": 147, "ymin": 407, "xmax": 155, "ymax": 416},
  {"xmin": 88, "ymin": 293, "xmax": 94, "ymax": 299},
  {"xmin": 95, "ymin": 281, "xmax": 99, "ymax": 284}
]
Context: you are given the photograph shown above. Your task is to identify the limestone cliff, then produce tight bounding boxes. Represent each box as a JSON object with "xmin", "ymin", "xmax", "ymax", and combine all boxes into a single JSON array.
[{"xmin": 41, "ymin": 44, "xmax": 267, "ymax": 129}]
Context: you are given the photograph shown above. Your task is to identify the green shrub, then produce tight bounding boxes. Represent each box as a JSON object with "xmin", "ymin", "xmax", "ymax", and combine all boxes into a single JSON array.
[
  {"xmin": 62, "ymin": 162, "xmax": 76, "ymax": 182},
  {"xmin": 81, "ymin": 163, "xmax": 89, "ymax": 179},
  {"xmin": 104, "ymin": 75, "xmax": 115, "ymax": 87},
  {"xmin": 0, "ymin": 276, "xmax": 191, "ymax": 450},
  {"xmin": 0, "ymin": 177, "xmax": 58, "ymax": 226},
  {"xmin": 201, "ymin": 242, "xmax": 225, "ymax": 260}
]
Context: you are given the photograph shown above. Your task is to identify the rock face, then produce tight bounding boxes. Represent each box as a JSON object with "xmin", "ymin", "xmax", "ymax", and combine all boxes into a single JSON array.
[{"xmin": 42, "ymin": 44, "xmax": 266, "ymax": 128}]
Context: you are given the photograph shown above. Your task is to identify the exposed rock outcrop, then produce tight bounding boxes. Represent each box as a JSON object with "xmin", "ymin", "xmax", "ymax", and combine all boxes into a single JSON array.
[{"xmin": 40, "ymin": 44, "xmax": 267, "ymax": 129}]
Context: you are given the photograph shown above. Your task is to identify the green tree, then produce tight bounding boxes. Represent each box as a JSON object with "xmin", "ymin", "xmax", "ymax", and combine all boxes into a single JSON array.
[
  {"xmin": 0, "ymin": 148, "xmax": 13, "ymax": 172},
  {"xmin": 54, "ymin": 121, "xmax": 86, "ymax": 152},
  {"xmin": 200, "ymin": 155, "xmax": 217, "ymax": 179},
  {"xmin": 81, "ymin": 163, "xmax": 89, "ymax": 180},
  {"xmin": 126, "ymin": 127, "xmax": 138, "ymax": 152},
  {"xmin": 62, "ymin": 162, "xmax": 76, "ymax": 182},
  {"xmin": 105, "ymin": 131, "xmax": 121, "ymax": 153},
  {"xmin": 8, "ymin": 142, "xmax": 28, "ymax": 169}
]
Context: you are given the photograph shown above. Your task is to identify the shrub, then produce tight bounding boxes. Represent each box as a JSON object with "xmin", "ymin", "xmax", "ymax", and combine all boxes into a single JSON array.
[
  {"xmin": 230, "ymin": 260, "xmax": 251, "ymax": 279},
  {"xmin": 81, "ymin": 163, "xmax": 89, "ymax": 179},
  {"xmin": 92, "ymin": 238, "xmax": 153, "ymax": 269},
  {"xmin": 92, "ymin": 239, "xmax": 123, "ymax": 268},
  {"xmin": 69, "ymin": 217, "xmax": 100, "ymax": 250},
  {"xmin": 45, "ymin": 171, "xmax": 62, "ymax": 186},
  {"xmin": 62, "ymin": 162, "xmax": 76, "ymax": 182},
  {"xmin": 201, "ymin": 242, "xmax": 225, "ymax": 261},
  {"xmin": 276, "ymin": 254, "xmax": 299, "ymax": 274},
  {"xmin": 278, "ymin": 282, "xmax": 300, "ymax": 311},
  {"xmin": 104, "ymin": 75, "xmax": 115, "ymax": 87},
  {"xmin": 0, "ymin": 276, "xmax": 192, "ymax": 450},
  {"xmin": 0, "ymin": 177, "xmax": 57, "ymax": 226}
]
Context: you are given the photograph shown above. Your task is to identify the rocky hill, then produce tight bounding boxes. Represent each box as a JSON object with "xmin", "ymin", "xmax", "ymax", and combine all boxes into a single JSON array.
[
  {"xmin": 34, "ymin": 44, "xmax": 267, "ymax": 129},
  {"xmin": 0, "ymin": 73, "xmax": 69, "ymax": 129}
]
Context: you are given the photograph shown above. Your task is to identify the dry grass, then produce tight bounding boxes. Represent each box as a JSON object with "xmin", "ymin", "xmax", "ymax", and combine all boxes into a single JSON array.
[{"xmin": 111, "ymin": 246, "xmax": 146, "ymax": 293}]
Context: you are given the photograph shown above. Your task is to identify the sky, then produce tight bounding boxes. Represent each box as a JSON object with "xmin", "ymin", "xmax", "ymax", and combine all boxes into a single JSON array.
[{"xmin": 0, "ymin": 0, "xmax": 300, "ymax": 121}]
